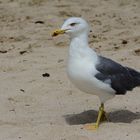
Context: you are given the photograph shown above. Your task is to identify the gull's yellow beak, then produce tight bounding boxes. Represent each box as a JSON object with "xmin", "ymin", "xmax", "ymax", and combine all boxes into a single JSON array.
[{"xmin": 52, "ymin": 29, "xmax": 66, "ymax": 37}]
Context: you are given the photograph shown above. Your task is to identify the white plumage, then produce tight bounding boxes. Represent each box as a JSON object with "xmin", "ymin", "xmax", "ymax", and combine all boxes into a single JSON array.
[
  {"xmin": 67, "ymin": 29, "xmax": 115, "ymax": 103},
  {"xmin": 57, "ymin": 17, "xmax": 115, "ymax": 103}
]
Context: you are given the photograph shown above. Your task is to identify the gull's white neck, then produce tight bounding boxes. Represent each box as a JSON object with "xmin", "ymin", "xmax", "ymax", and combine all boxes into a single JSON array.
[
  {"xmin": 68, "ymin": 32, "xmax": 97, "ymax": 61},
  {"xmin": 70, "ymin": 32, "xmax": 88, "ymax": 48}
]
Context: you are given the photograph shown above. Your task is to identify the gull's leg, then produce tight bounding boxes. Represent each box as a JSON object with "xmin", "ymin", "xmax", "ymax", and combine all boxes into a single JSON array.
[
  {"xmin": 101, "ymin": 109, "xmax": 109, "ymax": 122},
  {"xmin": 84, "ymin": 103, "xmax": 105, "ymax": 130}
]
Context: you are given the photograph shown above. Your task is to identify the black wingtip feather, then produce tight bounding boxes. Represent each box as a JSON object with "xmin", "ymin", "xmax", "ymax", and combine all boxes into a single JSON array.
[{"xmin": 126, "ymin": 67, "xmax": 140, "ymax": 87}]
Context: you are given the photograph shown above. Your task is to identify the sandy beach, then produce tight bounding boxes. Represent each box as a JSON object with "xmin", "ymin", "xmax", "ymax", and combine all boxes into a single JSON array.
[{"xmin": 0, "ymin": 0, "xmax": 140, "ymax": 139}]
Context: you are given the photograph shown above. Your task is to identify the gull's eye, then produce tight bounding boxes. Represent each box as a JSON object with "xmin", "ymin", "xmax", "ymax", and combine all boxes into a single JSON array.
[{"xmin": 70, "ymin": 23, "xmax": 77, "ymax": 26}]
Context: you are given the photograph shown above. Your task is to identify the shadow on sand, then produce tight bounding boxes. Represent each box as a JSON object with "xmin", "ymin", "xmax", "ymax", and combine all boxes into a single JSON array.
[{"xmin": 64, "ymin": 110, "xmax": 140, "ymax": 125}]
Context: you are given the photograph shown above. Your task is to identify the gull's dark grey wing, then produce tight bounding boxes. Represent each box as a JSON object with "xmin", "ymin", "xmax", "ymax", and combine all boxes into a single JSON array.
[{"xmin": 95, "ymin": 56, "xmax": 140, "ymax": 95}]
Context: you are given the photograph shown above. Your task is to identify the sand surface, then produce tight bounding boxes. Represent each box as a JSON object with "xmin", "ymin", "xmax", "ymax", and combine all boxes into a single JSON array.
[{"xmin": 0, "ymin": 0, "xmax": 140, "ymax": 140}]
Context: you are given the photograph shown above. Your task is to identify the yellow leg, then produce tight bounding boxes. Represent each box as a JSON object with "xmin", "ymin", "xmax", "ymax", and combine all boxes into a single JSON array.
[
  {"xmin": 84, "ymin": 103, "xmax": 105, "ymax": 130},
  {"xmin": 101, "ymin": 110, "xmax": 109, "ymax": 122}
]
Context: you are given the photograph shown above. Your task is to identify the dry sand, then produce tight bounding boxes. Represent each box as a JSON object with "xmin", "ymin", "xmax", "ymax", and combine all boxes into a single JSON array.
[{"xmin": 0, "ymin": 0, "xmax": 140, "ymax": 140}]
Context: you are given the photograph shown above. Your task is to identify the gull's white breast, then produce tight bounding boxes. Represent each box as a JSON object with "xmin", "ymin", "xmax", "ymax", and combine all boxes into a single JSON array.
[{"xmin": 67, "ymin": 44, "xmax": 115, "ymax": 103}]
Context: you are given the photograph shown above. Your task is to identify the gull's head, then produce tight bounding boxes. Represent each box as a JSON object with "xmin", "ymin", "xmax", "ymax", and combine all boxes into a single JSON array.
[{"xmin": 52, "ymin": 17, "xmax": 89, "ymax": 38}]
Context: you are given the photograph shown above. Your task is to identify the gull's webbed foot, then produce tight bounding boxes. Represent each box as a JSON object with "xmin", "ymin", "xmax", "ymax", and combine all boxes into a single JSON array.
[
  {"xmin": 84, "ymin": 103, "xmax": 108, "ymax": 130},
  {"xmin": 84, "ymin": 123, "xmax": 99, "ymax": 130}
]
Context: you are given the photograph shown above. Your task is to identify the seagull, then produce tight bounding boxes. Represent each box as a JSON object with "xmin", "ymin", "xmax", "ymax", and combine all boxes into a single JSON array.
[{"xmin": 52, "ymin": 17, "xmax": 140, "ymax": 130}]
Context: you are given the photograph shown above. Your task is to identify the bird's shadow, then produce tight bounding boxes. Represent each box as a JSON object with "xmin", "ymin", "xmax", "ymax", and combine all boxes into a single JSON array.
[{"xmin": 64, "ymin": 110, "xmax": 140, "ymax": 125}]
